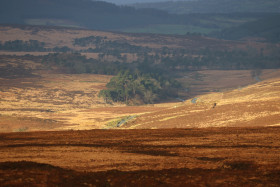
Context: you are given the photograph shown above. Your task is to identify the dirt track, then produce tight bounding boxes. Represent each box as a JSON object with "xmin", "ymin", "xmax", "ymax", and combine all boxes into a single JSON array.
[{"xmin": 1, "ymin": 127, "xmax": 280, "ymax": 186}]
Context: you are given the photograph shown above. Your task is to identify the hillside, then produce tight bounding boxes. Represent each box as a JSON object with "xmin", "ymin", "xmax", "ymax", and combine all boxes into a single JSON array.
[
  {"xmin": 210, "ymin": 14, "xmax": 280, "ymax": 42},
  {"xmin": 133, "ymin": 0, "xmax": 280, "ymax": 14},
  {"xmin": 0, "ymin": 22, "xmax": 280, "ymax": 187},
  {"xmin": 1, "ymin": 57, "xmax": 279, "ymax": 131},
  {"xmin": 0, "ymin": 0, "xmax": 175, "ymax": 30},
  {"xmin": 0, "ymin": 0, "xmax": 210, "ymax": 33},
  {"xmin": 0, "ymin": 0, "xmax": 273, "ymax": 36},
  {"xmin": 0, "ymin": 25, "xmax": 280, "ymax": 131},
  {"xmin": 124, "ymin": 76, "xmax": 280, "ymax": 129},
  {"xmin": 0, "ymin": 25, "xmax": 241, "ymax": 52}
]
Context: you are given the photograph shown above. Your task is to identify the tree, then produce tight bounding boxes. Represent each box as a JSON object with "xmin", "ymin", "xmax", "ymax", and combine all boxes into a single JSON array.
[{"xmin": 98, "ymin": 69, "xmax": 180, "ymax": 105}]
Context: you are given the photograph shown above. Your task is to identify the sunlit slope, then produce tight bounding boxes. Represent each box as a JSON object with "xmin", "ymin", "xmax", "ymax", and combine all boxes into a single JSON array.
[{"xmin": 124, "ymin": 78, "xmax": 280, "ymax": 129}]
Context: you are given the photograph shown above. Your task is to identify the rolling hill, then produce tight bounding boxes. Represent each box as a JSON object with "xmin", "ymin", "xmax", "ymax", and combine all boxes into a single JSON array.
[
  {"xmin": 133, "ymin": 0, "xmax": 280, "ymax": 14},
  {"xmin": 0, "ymin": 24, "xmax": 279, "ymax": 132},
  {"xmin": 0, "ymin": 0, "xmax": 274, "ymax": 36},
  {"xmin": 123, "ymin": 76, "xmax": 280, "ymax": 129},
  {"xmin": 0, "ymin": 13, "xmax": 280, "ymax": 187},
  {"xmin": 210, "ymin": 14, "xmax": 280, "ymax": 42},
  {"xmin": 0, "ymin": 0, "xmax": 174, "ymax": 30}
]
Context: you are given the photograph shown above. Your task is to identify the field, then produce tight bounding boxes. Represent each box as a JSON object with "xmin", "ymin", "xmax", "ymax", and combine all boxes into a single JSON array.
[
  {"xmin": 1, "ymin": 127, "xmax": 280, "ymax": 186},
  {"xmin": 125, "ymin": 72, "xmax": 280, "ymax": 129},
  {"xmin": 0, "ymin": 58, "xmax": 168, "ymax": 131},
  {"xmin": 0, "ymin": 25, "xmax": 264, "ymax": 52},
  {"xmin": 1, "ymin": 54, "xmax": 280, "ymax": 131}
]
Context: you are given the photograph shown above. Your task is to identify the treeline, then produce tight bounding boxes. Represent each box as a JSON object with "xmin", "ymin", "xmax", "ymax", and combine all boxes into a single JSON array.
[
  {"xmin": 157, "ymin": 48, "xmax": 280, "ymax": 70},
  {"xmin": 41, "ymin": 53, "xmax": 126, "ymax": 74},
  {"xmin": 0, "ymin": 40, "xmax": 72, "ymax": 52},
  {"xmin": 74, "ymin": 36, "xmax": 107, "ymax": 47},
  {"xmin": 0, "ymin": 40, "xmax": 45, "ymax": 51},
  {"xmin": 40, "ymin": 52, "xmax": 181, "ymax": 104},
  {"xmin": 99, "ymin": 69, "xmax": 180, "ymax": 105},
  {"xmin": 41, "ymin": 48, "xmax": 280, "ymax": 75},
  {"xmin": 74, "ymin": 36, "xmax": 150, "ymax": 54}
]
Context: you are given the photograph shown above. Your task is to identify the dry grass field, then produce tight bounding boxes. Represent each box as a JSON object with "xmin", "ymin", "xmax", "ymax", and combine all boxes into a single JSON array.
[
  {"xmin": 0, "ymin": 25, "xmax": 266, "ymax": 53},
  {"xmin": 0, "ymin": 127, "xmax": 280, "ymax": 186},
  {"xmin": 0, "ymin": 55, "xmax": 169, "ymax": 131},
  {"xmin": 1, "ymin": 60, "xmax": 280, "ymax": 131},
  {"xmin": 0, "ymin": 69, "xmax": 164, "ymax": 131},
  {"xmin": 1, "ymin": 67, "xmax": 279, "ymax": 131},
  {"xmin": 124, "ymin": 76, "xmax": 280, "ymax": 129}
]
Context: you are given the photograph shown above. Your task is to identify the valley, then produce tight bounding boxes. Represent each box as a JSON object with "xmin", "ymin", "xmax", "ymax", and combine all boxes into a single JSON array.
[
  {"xmin": 0, "ymin": 22, "xmax": 280, "ymax": 186},
  {"xmin": 0, "ymin": 25, "xmax": 279, "ymax": 131}
]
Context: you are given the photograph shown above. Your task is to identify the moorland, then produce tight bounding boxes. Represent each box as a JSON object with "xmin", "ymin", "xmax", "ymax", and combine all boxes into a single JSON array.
[{"xmin": 0, "ymin": 0, "xmax": 280, "ymax": 185}]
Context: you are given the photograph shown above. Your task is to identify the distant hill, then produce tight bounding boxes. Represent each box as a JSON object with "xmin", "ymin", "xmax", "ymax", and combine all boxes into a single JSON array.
[
  {"xmin": 101, "ymin": 0, "xmax": 185, "ymax": 5},
  {"xmin": 0, "ymin": 0, "xmax": 180, "ymax": 30},
  {"xmin": 210, "ymin": 14, "xmax": 280, "ymax": 42},
  {"xmin": 133, "ymin": 0, "xmax": 280, "ymax": 14},
  {"xmin": 0, "ymin": 0, "xmax": 275, "ymax": 36}
]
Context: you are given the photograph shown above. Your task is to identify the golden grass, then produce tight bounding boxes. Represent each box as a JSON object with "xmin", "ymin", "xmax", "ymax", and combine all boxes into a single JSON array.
[
  {"xmin": 0, "ymin": 24, "xmax": 279, "ymax": 131},
  {"xmin": 1, "ymin": 68, "xmax": 280, "ymax": 131},
  {"xmin": 124, "ymin": 77, "xmax": 280, "ymax": 129},
  {"xmin": 0, "ymin": 25, "xmax": 267, "ymax": 54},
  {"xmin": 0, "ymin": 70, "xmax": 169, "ymax": 131}
]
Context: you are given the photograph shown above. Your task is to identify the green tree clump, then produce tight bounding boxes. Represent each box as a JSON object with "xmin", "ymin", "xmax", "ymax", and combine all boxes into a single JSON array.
[{"xmin": 99, "ymin": 69, "xmax": 180, "ymax": 105}]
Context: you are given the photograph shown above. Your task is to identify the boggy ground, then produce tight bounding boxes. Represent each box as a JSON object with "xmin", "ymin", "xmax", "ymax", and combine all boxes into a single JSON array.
[{"xmin": 0, "ymin": 127, "xmax": 280, "ymax": 186}]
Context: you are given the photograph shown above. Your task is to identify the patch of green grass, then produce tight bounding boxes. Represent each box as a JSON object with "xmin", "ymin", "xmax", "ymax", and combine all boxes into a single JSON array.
[
  {"xmin": 105, "ymin": 115, "xmax": 136, "ymax": 129},
  {"xmin": 14, "ymin": 127, "xmax": 29, "ymax": 132}
]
